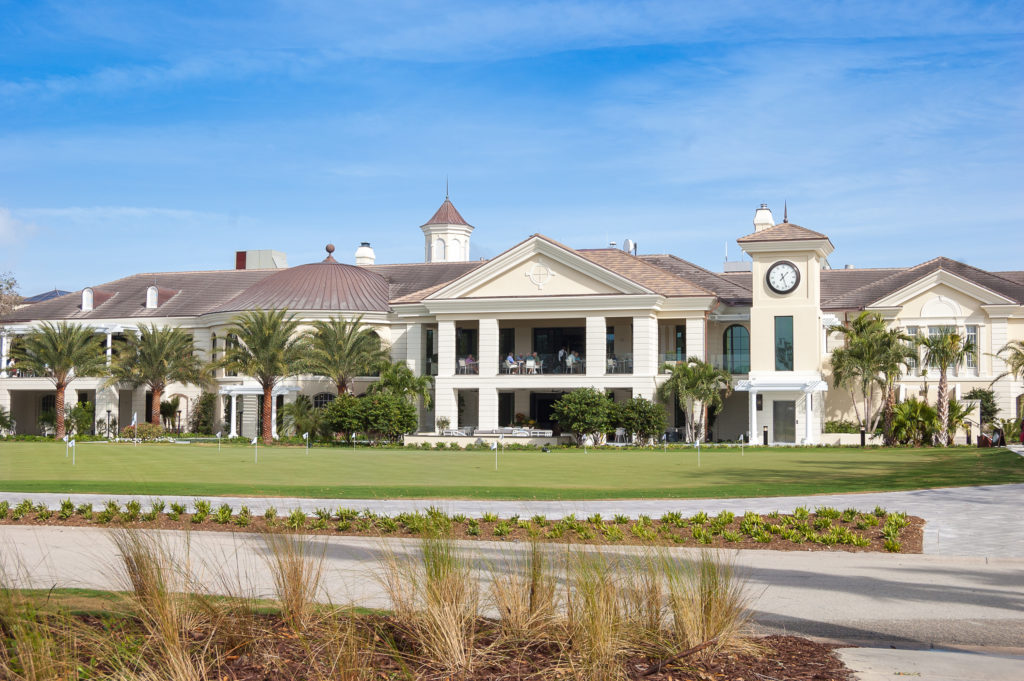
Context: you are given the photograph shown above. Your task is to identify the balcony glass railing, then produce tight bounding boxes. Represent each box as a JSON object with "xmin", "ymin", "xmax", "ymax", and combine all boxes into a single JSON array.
[{"xmin": 658, "ymin": 353, "xmax": 749, "ymax": 374}]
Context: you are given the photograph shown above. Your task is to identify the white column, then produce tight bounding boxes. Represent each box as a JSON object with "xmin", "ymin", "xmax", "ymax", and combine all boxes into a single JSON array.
[
  {"xmin": 271, "ymin": 392, "xmax": 279, "ymax": 439},
  {"xmin": 748, "ymin": 390, "xmax": 757, "ymax": 443},
  {"xmin": 479, "ymin": 318, "xmax": 499, "ymax": 377},
  {"xmin": 632, "ymin": 315, "xmax": 658, "ymax": 375},
  {"xmin": 434, "ymin": 382, "xmax": 458, "ymax": 431},
  {"xmin": 586, "ymin": 316, "xmax": 606, "ymax": 377},
  {"xmin": 438, "ymin": 321, "xmax": 456, "ymax": 377},
  {"xmin": 990, "ymin": 316, "xmax": 1013, "ymax": 419},
  {"xmin": 478, "ymin": 386, "xmax": 499, "ymax": 430},
  {"xmin": 804, "ymin": 391, "xmax": 814, "ymax": 444},
  {"xmin": 105, "ymin": 333, "xmax": 112, "ymax": 366},
  {"xmin": 229, "ymin": 393, "xmax": 238, "ymax": 437},
  {"xmin": 686, "ymin": 316, "xmax": 706, "ymax": 362},
  {"xmin": 0, "ymin": 333, "xmax": 8, "ymax": 377},
  {"xmin": 406, "ymin": 323, "xmax": 422, "ymax": 376}
]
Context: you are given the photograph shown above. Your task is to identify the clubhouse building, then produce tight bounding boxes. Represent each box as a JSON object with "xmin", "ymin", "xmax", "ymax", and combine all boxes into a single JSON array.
[{"xmin": 2, "ymin": 199, "xmax": 1022, "ymax": 443}]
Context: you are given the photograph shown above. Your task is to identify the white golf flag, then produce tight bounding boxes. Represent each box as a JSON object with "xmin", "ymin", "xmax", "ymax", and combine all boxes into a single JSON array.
[
  {"xmin": 302, "ymin": 432, "xmax": 309, "ymax": 441},
  {"xmin": 69, "ymin": 440, "xmax": 75, "ymax": 448},
  {"xmin": 215, "ymin": 431, "xmax": 222, "ymax": 438},
  {"xmin": 251, "ymin": 437, "xmax": 258, "ymax": 445},
  {"xmin": 131, "ymin": 412, "xmax": 138, "ymax": 427},
  {"xmin": 490, "ymin": 442, "xmax": 497, "ymax": 450},
  {"xmin": 62, "ymin": 434, "xmax": 68, "ymax": 443}
]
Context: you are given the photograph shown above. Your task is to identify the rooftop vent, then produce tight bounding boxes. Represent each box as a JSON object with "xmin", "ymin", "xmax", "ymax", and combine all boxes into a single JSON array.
[{"xmin": 844, "ymin": 264, "xmax": 855, "ymax": 270}]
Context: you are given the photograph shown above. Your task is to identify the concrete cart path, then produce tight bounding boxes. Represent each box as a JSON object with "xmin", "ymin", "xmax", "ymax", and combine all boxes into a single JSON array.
[
  {"xmin": 4, "ymin": 483, "xmax": 1023, "ymax": 557},
  {"xmin": 2, "ymin": 525, "xmax": 1022, "ymax": 650},
  {"xmin": 837, "ymin": 648, "xmax": 1024, "ymax": 681}
]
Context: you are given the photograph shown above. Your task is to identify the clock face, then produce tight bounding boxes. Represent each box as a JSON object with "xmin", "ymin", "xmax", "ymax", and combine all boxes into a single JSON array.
[{"xmin": 767, "ymin": 261, "xmax": 800, "ymax": 294}]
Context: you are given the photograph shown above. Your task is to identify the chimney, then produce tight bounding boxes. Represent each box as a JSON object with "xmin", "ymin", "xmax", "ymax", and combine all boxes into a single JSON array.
[
  {"xmin": 844, "ymin": 264, "xmax": 855, "ymax": 270},
  {"xmin": 355, "ymin": 242, "xmax": 376, "ymax": 266},
  {"xmin": 753, "ymin": 203, "xmax": 775, "ymax": 232}
]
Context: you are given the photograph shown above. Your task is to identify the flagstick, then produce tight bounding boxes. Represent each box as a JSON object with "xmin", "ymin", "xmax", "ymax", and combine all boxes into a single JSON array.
[
  {"xmin": 697, "ymin": 437, "xmax": 701, "ymax": 468},
  {"xmin": 254, "ymin": 439, "xmax": 258, "ymax": 464},
  {"xmin": 70, "ymin": 440, "xmax": 75, "ymax": 466}
]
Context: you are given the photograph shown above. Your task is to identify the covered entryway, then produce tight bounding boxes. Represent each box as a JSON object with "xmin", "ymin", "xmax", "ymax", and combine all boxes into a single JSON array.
[{"xmin": 772, "ymin": 400, "xmax": 796, "ymax": 443}]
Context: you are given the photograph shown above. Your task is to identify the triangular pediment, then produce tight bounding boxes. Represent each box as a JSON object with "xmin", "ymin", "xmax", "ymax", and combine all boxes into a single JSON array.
[
  {"xmin": 427, "ymin": 235, "xmax": 653, "ymax": 300},
  {"xmin": 869, "ymin": 269, "xmax": 1015, "ymax": 310}
]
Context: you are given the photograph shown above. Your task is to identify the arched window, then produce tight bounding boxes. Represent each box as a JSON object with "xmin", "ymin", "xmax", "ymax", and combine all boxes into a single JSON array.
[
  {"xmin": 82, "ymin": 288, "xmax": 94, "ymax": 311},
  {"xmin": 451, "ymin": 238, "xmax": 461, "ymax": 261},
  {"xmin": 210, "ymin": 333, "xmax": 218, "ymax": 362},
  {"xmin": 434, "ymin": 238, "xmax": 446, "ymax": 261},
  {"xmin": 723, "ymin": 325, "xmax": 750, "ymax": 373},
  {"xmin": 146, "ymin": 286, "xmax": 159, "ymax": 309},
  {"xmin": 313, "ymin": 392, "xmax": 335, "ymax": 409}
]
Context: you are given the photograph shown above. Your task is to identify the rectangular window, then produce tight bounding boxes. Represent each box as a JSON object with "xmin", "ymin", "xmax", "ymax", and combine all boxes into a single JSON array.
[
  {"xmin": 927, "ymin": 326, "xmax": 954, "ymax": 369},
  {"xmin": 606, "ymin": 326, "xmax": 615, "ymax": 358},
  {"xmin": 674, "ymin": 325, "xmax": 686, "ymax": 360},
  {"xmin": 774, "ymin": 316, "xmax": 794, "ymax": 371},
  {"xmin": 965, "ymin": 325, "xmax": 978, "ymax": 371},
  {"xmin": 905, "ymin": 326, "xmax": 919, "ymax": 374}
]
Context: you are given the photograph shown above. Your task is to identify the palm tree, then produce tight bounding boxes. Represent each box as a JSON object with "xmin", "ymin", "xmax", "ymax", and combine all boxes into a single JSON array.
[
  {"xmin": 890, "ymin": 398, "xmax": 939, "ymax": 446},
  {"xmin": 279, "ymin": 394, "xmax": 327, "ymax": 439},
  {"xmin": 656, "ymin": 356, "xmax": 732, "ymax": 442},
  {"xmin": 10, "ymin": 322, "xmax": 106, "ymax": 439},
  {"xmin": 215, "ymin": 309, "xmax": 308, "ymax": 444},
  {"xmin": 918, "ymin": 329, "xmax": 975, "ymax": 446},
  {"xmin": 878, "ymin": 327, "xmax": 917, "ymax": 444},
  {"xmin": 828, "ymin": 312, "xmax": 890, "ymax": 433},
  {"xmin": 996, "ymin": 340, "xmax": 1024, "ymax": 380},
  {"xmin": 106, "ymin": 324, "xmax": 206, "ymax": 425},
  {"xmin": 305, "ymin": 316, "xmax": 390, "ymax": 395},
  {"xmin": 368, "ymin": 361, "xmax": 434, "ymax": 407},
  {"xmin": 0, "ymin": 404, "xmax": 12, "ymax": 433}
]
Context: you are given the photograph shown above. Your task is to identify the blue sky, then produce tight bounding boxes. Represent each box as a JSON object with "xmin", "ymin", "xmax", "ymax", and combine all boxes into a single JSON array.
[{"xmin": 1, "ymin": 1, "xmax": 1022, "ymax": 294}]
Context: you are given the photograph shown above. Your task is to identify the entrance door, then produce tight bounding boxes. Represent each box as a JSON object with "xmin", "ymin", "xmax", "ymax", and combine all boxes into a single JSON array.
[
  {"xmin": 772, "ymin": 400, "xmax": 796, "ymax": 443},
  {"xmin": 498, "ymin": 393, "xmax": 514, "ymax": 428},
  {"xmin": 530, "ymin": 392, "xmax": 565, "ymax": 429}
]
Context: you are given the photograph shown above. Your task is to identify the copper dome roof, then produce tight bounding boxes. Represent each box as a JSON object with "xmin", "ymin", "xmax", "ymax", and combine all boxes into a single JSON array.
[{"xmin": 213, "ymin": 247, "xmax": 390, "ymax": 314}]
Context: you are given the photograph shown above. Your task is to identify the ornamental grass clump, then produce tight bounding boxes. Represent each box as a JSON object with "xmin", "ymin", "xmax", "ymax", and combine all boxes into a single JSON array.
[
  {"xmin": 565, "ymin": 550, "xmax": 627, "ymax": 681},
  {"xmin": 260, "ymin": 530, "xmax": 326, "ymax": 631},
  {"xmin": 379, "ymin": 534, "xmax": 480, "ymax": 675},
  {"xmin": 489, "ymin": 539, "xmax": 559, "ymax": 641}
]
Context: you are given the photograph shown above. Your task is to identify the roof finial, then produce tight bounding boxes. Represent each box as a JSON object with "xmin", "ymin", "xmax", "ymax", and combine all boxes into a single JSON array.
[
  {"xmin": 445, "ymin": 175, "xmax": 449, "ymax": 200},
  {"xmin": 783, "ymin": 201, "xmax": 788, "ymax": 223}
]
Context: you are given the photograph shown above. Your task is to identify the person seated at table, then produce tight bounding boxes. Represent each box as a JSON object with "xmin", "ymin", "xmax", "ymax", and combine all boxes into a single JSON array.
[
  {"xmin": 505, "ymin": 352, "xmax": 517, "ymax": 372},
  {"xmin": 465, "ymin": 354, "xmax": 477, "ymax": 372},
  {"xmin": 571, "ymin": 350, "xmax": 582, "ymax": 372}
]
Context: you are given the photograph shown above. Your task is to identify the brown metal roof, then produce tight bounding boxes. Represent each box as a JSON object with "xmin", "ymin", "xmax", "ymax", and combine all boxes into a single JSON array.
[
  {"xmin": 214, "ymin": 257, "xmax": 390, "ymax": 313},
  {"xmin": 367, "ymin": 261, "xmax": 485, "ymax": 302},
  {"xmin": 422, "ymin": 198, "xmax": 472, "ymax": 227},
  {"xmin": 737, "ymin": 222, "xmax": 831, "ymax": 243},
  {"xmin": 3, "ymin": 269, "xmax": 277, "ymax": 322}
]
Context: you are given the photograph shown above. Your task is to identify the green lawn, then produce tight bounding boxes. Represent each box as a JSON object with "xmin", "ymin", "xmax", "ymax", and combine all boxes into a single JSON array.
[{"xmin": 1, "ymin": 441, "xmax": 1022, "ymax": 499}]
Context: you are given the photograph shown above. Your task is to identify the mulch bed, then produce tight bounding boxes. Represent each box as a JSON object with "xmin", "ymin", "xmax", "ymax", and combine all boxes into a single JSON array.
[{"xmin": 0, "ymin": 508, "xmax": 924, "ymax": 554}]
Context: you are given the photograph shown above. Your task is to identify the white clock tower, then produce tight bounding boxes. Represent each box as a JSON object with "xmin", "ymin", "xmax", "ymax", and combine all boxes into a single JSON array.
[{"xmin": 736, "ymin": 205, "xmax": 834, "ymax": 445}]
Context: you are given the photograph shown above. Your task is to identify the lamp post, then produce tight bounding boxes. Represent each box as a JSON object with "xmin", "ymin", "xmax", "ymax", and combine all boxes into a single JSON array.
[
  {"xmin": 106, "ymin": 409, "xmax": 112, "ymax": 438},
  {"xmin": 176, "ymin": 410, "xmax": 182, "ymax": 434}
]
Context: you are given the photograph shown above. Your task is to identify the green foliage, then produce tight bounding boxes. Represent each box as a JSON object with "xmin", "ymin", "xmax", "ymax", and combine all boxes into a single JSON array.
[
  {"xmin": 610, "ymin": 396, "xmax": 667, "ymax": 445},
  {"xmin": 214, "ymin": 503, "xmax": 233, "ymax": 524},
  {"xmin": 369, "ymin": 360, "xmax": 434, "ymax": 408},
  {"xmin": 304, "ymin": 316, "xmax": 389, "ymax": 394},
  {"xmin": 964, "ymin": 388, "xmax": 999, "ymax": 424},
  {"xmin": 0, "ymin": 404, "xmax": 11, "ymax": 433},
  {"xmin": 918, "ymin": 329, "xmax": 976, "ymax": 446},
  {"xmin": 10, "ymin": 321, "xmax": 107, "ymax": 439},
  {"xmin": 68, "ymin": 400, "xmax": 95, "ymax": 436},
  {"xmin": 824, "ymin": 419, "xmax": 860, "ymax": 434},
  {"xmin": 357, "ymin": 391, "xmax": 418, "ymax": 443},
  {"xmin": 0, "ymin": 500, "xmax": 8, "ymax": 519},
  {"xmin": 550, "ymin": 387, "xmax": 612, "ymax": 445},
  {"xmin": 321, "ymin": 392, "xmax": 362, "ymax": 442},
  {"xmin": 235, "ymin": 505, "xmax": 252, "ymax": 527},
  {"xmin": 75, "ymin": 503, "xmax": 92, "ymax": 520},
  {"xmin": 120, "ymin": 499, "xmax": 142, "ymax": 522},
  {"xmin": 890, "ymin": 398, "xmax": 939, "ymax": 446},
  {"xmin": 106, "ymin": 323, "xmax": 207, "ymax": 425},
  {"xmin": 286, "ymin": 508, "xmax": 307, "ymax": 530},
  {"xmin": 57, "ymin": 498, "xmax": 74, "ymax": 520},
  {"xmin": 216, "ymin": 308, "xmax": 308, "ymax": 444},
  {"xmin": 279, "ymin": 394, "xmax": 328, "ymax": 440},
  {"xmin": 120, "ymin": 422, "xmax": 166, "ymax": 440},
  {"xmin": 189, "ymin": 391, "xmax": 218, "ymax": 434},
  {"xmin": 191, "ymin": 499, "xmax": 211, "ymax": 523},
  {"xmin": 656, "ymin": 356, "xmax": 732, "ymax": 442}
]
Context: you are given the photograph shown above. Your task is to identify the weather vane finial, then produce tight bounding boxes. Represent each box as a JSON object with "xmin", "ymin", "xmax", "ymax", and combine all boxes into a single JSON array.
[
  {"xmin": 783, "ymin": 200, "xmax": 788, "ymax": 223},
  {"xmin": 445, "ymin": 175, "xmax": 449, "ymax": 200}
]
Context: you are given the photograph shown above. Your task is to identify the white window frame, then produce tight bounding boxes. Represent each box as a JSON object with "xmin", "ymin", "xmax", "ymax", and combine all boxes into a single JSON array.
[{"xmin": 965, "ymin": 325, "xmax": 979, "ymax": 374}]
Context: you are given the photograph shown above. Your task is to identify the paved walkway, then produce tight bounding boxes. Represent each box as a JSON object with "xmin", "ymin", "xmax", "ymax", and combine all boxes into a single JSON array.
[
  {"xmin": 2, "ymin": 526, "xmax": 1022, "ymax": 650},
  {"xmin": 5, "ymin": 483, "xmax": 1023, "ymax": 557}
]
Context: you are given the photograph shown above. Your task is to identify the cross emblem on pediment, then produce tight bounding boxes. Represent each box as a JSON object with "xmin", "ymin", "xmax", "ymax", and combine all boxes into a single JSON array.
[{"xmin": 525, "ymin": 259, "xmax": 556, "ymax": 290}]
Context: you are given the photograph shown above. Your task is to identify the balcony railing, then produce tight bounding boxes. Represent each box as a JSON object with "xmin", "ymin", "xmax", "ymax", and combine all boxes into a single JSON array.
[{"xmin": 659, "ymin": 353, "xmax": 749, "ymax": 374}]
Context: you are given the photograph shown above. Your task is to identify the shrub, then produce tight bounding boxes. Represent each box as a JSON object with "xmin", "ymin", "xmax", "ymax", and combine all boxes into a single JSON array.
[
  {"xmin": 551, "ymin": 387, "xmax": 612, "ymax": 445},
  {"xmin": 235, "ymin": 505, "xmax": 252, "ymax": 527},
  {"xmin": 191, "ymin": 499, "xmax": 211, "ymax": 523},
  {"xmin": 824, "ymin": 419, "xmax": 860, "ymax": 434},
  {"xmin": 611, "ymin": 396, "xmax": 668, "ymax": 445},
  {"xmin": 214, "ymin": 504, "xmax": 233, "ymax": 524},
  {"xmin": 120, "ymin": 422, "xmax": 166, "ymax": 440},
  {"xmin": 0, "ymin": 500, "xmax": 9, "ymax": 519},
  {"xmin": 76, "ymin": 502, "xmax": 93, "ymax": 520},
  {"xmin": 481, "ymin": 512, "xmax": 498, "ymax": 523},
  {"xmin": 57, "ymin": 498, "xmax": 74, "ymax": 520},
  {"xmin": 121, "ymin": 500, "xmax": 142, "ymax": 523},
  {"xmin": 286, "ymin": 509, "xmax": 307, "ymax": 530},
  {"xmin": 265, "ymin": 506, "xmax": 277, "ymax": 523},
  {"xmin": 189, "ymin": 391, "xmax": 218, "ymax": 434}
]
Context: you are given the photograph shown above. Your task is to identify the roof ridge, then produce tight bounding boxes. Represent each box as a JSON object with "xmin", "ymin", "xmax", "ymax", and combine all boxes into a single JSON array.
[{"xmin": 422, "ymin": 197, "xmax": 471, "ymax": 227}]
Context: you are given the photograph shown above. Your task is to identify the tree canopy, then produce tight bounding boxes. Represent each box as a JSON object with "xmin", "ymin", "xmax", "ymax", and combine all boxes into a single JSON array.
[{"xmin": 656, "ymin": 357, "xmax": 731, "ymax": 442}]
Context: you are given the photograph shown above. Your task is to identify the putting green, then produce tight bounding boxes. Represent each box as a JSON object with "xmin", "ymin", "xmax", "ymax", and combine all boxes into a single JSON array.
[{"xmin": 1, "ymin": 440, "xmax": 1021, "ymax": 500}]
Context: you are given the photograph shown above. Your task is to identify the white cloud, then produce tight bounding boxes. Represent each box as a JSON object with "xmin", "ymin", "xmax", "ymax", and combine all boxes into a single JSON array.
[{"xmin": 0, "ymin": 207, "xmax": 36, "ymax": 245}]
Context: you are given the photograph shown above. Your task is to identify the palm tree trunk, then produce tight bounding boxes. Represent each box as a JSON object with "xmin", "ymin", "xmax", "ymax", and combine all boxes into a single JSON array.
[
  {"xmin": 150, "ymin": 385, "xmax": 162, "ymax": 425},
  {"xmin": 882, "ymin": 384, "xmax": 897, "ymax": 445},
  {"xmin": 54, "ymin": 382, "xmax": 66, "ymax": 440},
  {"xmin": 337, "ymin": 379, "xmax": 347, "ymax": 396},
  {"xmin": 936, "ymin": 369, "xmax": 949, "ymax": 446},
  {"xmin": 262, "ymin": 385, "xmax": 274, "ymax": 445}
]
